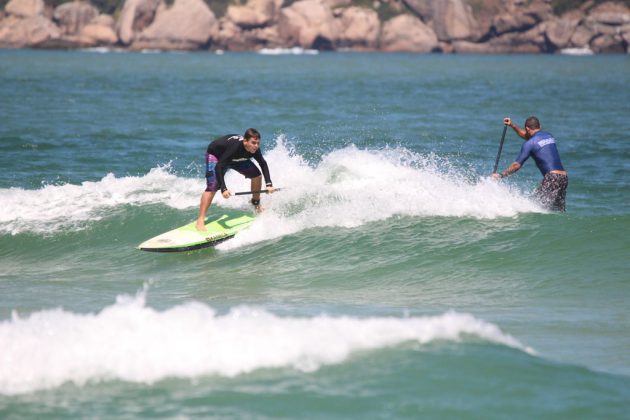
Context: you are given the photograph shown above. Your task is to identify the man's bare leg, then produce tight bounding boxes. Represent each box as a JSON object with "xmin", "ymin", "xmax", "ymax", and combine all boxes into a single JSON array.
[
  {"xmin": 196, "ymin": 191, "xmax": 216, "ymax": 231},
  {"xmin": 251, "ymin": 176, "xmax": 262, "ymax": 212}
]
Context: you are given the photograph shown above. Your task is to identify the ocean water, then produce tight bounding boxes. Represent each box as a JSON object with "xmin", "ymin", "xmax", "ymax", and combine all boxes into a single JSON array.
[{"xmin": 1, "ymin": 49, "xmax": 629, "ymax": 418}]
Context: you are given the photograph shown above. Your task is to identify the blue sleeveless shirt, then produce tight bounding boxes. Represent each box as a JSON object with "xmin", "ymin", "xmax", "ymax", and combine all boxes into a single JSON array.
[{"xmin": 515, "ymin": 131, "xmax": 564, "ymax": 175}]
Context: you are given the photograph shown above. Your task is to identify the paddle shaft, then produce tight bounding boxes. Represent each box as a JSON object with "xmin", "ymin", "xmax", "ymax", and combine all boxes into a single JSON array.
[
  {"xmin": 234, "ymin": 188, "xmax": 281, "ymax": 196},
  {"xmin": 493, "ymin": 125, "xmax": 509, "ymax": 174}
]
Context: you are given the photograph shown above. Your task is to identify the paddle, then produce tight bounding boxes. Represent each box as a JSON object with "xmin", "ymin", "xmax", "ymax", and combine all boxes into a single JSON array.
[
  {"xmin": 492, "ymin": 124, "xmax": 509, "ymax": 174},
  {"xmin": 234, "ymin": 188, "xmax": 282, "ymax": 196}
]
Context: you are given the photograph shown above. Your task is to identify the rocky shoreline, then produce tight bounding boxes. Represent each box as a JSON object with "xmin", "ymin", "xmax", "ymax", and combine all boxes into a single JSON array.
[{"xmin": 1, "ymin": 0, "xmax": 629, "ymax": 53}]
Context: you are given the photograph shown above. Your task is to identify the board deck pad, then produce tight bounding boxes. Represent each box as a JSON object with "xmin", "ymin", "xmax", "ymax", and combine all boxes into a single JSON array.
[{"xmin": 138, "ymin": 213, "xmax": 254, "ymax": 252}]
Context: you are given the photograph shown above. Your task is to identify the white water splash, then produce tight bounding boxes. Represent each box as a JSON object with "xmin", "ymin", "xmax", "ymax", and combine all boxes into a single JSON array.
[
  {"xmin": 0, "ymin": 137, "xmax": 541, "ymax": 236},
  {"xmin": 220, "ymin": 138, "xmax": 542, "ymax": 248},
  {"xmin": 0, "ymin": 290, "xmax": 534, "ymax": 395},
  {"xmin": 0, "ymin": 163, "xmax": 203, "ymax": 235}
]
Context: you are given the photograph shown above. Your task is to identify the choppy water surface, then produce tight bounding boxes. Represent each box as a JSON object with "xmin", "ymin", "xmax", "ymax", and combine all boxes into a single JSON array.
[{"xmin": 1, "ymin": 50, "xmax": 629, "ymax": 418}]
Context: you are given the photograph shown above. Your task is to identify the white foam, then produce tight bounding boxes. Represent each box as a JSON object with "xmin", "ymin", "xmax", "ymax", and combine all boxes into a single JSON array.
[
  {"xmin": 79, "ymin": 47, "xmax": 126, "ymax": 54},
  {"xmin": 560, "ymin": 47, "xmax": 594, "ymax": 56},
  {"xmin": 220, "ymin": 138, "xmax": 542, "ymax": 249},
  {"xmin": 0, "ymin": 290, "xmax": 534, "ymax": 395},
  {"xmin": 0, "ymin": 164, "xmax": 202, "ymax": 235},
  {"xmin": 258, "ymin": 47, "xmax": 318, "ymax": 55},
  {"xmin": 0, "ymin": 137, "xmax": 542, "ymax": 236}
]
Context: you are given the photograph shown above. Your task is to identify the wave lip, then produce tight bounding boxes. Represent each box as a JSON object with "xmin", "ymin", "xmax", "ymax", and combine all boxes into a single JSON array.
[
  {"xmin": 0, "ymin": 291, "xmax": 534, "ymax": 395},
  {"xmin": 0, "ymin": 139, "xmax": 542, "ymax": 237}
]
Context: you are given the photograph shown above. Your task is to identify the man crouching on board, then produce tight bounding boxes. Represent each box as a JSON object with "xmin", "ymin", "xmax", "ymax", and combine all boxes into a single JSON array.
[
  {"xmin": 196, "ymin": 128, "xmax": 274, "ymax": 231},
  {"xmin": 493, "ymin": 116, "xmax": 568, "ymax": 212}
]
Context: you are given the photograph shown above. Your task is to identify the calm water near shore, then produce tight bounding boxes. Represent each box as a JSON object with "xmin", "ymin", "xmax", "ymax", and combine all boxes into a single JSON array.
[{"xmin": 1, "ymin": 49, "xmax": 629, "ymax": 418}]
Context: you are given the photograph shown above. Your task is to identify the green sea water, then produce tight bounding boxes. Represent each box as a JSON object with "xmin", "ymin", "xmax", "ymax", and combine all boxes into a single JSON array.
[{"xmin": 1, "ymin": 49, "xmax": 629, "ymax": 418}]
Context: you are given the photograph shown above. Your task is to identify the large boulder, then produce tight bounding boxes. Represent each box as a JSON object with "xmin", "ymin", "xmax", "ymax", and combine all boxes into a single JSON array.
[
  {"xmin": 248, "ymin": 24, "xmax": 284, "ymax": 48},
  {"xmin": 465, "ymin": 0, "xmax": 503, "ymax": 38},
  {"xmin": 226, "ymin": 0, "xmax": 276, "ymax": 29},
  {"xmin": 400, "ymin": 0, "xmax": 432, "ymax": 21},
  {"xmin": 544, "ymin": 10, "xmax": 583, "ymax": 50},
  {"xmin": 131, "ymin": 0, "xmax": 218, "ymax": 50},
  {"xmin": 215, "ymin": 18, "xmax": 243, "ymax": 50},
  {"xmin": 277, "ymin": 0, "xmax": 340, "ymax": 49},
  {"xmin": 379, "ymin": 14, "xmax": 439, "ymax": 52},
  {"xmin": 321, "ymin": 0, "xmax": 351, "ymax": 7},
  {"xmin": 0, "ymin": 14, "xmax": 60, "ymax": 47},
  {"xmin": 117, "ymin": 0, "xmax": 161, "ymax": 45},
  {"xmin": 336, "ymin": 6, "xmax": 380, "ymax": 49},
  {"xmin": 53, "ymin": 1, "xmax": 99, "ymax": 35},
  {"xmin": 578, "ymin": 1, "xmax": 630, "ymax": 52},
  {"xmin": 492, "ymin": 0, "xmax": 553, "ymax": 36},
  {"xmin": 215, "ymin": 17, "xmax": 283, "ymax": 50},
  {"xmin": 5, "ymin": 0, "xmax": 45, "ymax": 18},
  {"xmin": 570, "ymin": 23, "xmax": 597, "ymax": 48},
  {"xmin": 432, "ymin": 0, "xmax": 480, "ymax": 41},
  {"xmin": 492, "ymin": 13, "xmax": 536, "ymax": 35},
  {"xmin": 587, "ymin": 1, "xmax": 630, "ymax": 26},
  {"xmin": 622, "ymin": 24, "xmax": 630, "ymax": 52},
  {"xmin": 590, "ymin": 33, "xmax": 626, "ymax": 53},
  {"xmin": 402, "ymin": 0, "xmax": 480, "ymax": 42},
  {"xmin": 78, "ymin": 14, "xmax": 118, "ymax": 45},
  {"xmin": 585, "ymin": 2, "xmax": 630, "ymax": 53},
  {"xmin": 488, "ymin": 23, "xmax": 546, "ymax": 53},
  {"xmin": 452, "ymin": 40, "xmax": 503, "ymax": 53}
]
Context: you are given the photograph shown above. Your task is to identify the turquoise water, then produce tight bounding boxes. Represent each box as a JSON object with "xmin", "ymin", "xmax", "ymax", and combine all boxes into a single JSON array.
[{"xmin": 1, "ymin": 50, "xmax": 629, "ymax": 418}]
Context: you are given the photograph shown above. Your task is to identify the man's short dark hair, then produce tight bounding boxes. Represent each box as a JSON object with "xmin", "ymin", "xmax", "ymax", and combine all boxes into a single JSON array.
[
  {"xmin": 244, "ymin": 128, "xmax": 261, "ymax": 140},
  {"xmin": 525, "ymin": 116, "xmax": 540, "ymax": 130}
]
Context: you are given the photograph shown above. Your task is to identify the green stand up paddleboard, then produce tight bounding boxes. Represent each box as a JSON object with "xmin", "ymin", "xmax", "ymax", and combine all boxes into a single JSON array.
[{"xmin": 138, "ymin": 213, "xmax": 254, "ymax": 252}]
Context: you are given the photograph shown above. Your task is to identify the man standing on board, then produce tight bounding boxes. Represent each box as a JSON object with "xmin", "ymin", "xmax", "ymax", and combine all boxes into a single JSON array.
[
  {"xmin": 196, "ymin": 128, "xmax": 274, "ymax": 231},
  {"xmin": 493, "ymin": 116, "xmax": 568, "ymax": 211}
]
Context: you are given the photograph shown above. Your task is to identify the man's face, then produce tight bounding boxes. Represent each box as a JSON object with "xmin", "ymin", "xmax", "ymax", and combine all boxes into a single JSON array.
[
  {"xmin": 524, "ymin": 126, "xmax": 532, "ymax": 139},
  {"xmin": 243, "ymin": 137, "xmax": 260, "ymax": 153}
]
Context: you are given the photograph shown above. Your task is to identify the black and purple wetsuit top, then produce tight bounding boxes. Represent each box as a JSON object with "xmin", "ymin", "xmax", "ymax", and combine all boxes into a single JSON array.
[{"xmin": 206, "ymin": 134, "xmax": 272, "ymax": 193}]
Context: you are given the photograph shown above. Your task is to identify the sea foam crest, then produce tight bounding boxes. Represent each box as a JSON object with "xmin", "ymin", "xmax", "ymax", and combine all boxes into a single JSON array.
[
  {"xmin": 0, "ymin": 290, "xmax": 534, "ymax": 395},
  {"xmin": 0, "ymin": 164, "xmax": 201, "ymax": 235},
  {"xmin": 0, "ymin": 136, "xmax": 541, "ymax": 236},
  {"xmin": 220, "ymin": 138, "xmax": 542, "ymax": 248}
]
